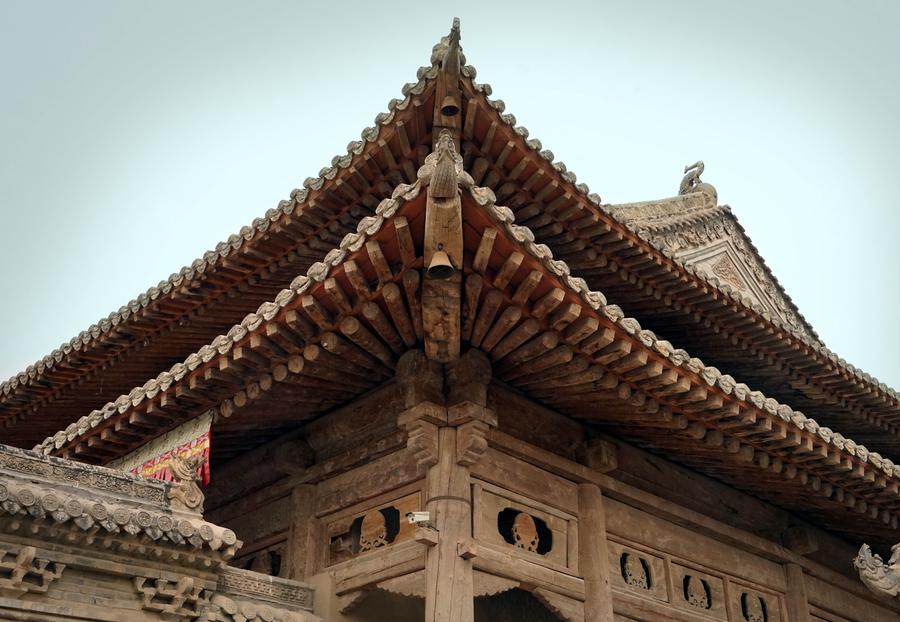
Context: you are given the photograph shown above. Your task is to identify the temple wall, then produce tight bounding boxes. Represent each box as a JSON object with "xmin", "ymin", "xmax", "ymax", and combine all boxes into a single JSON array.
[
  {"xmin": 201, "ymin": 382, "xmax": 900, "ymax": 622},
  {"xmin": 0, "ymin": 553, "xmax": 215, "ymax": 622},
  {"xmin": 0, "ymin": 444, "xmax": 318, "ymax": 622}
]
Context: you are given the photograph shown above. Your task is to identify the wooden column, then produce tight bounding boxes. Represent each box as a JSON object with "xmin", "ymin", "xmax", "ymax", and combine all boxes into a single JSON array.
[
  {"xmin": 784, "ymin": 563, "xmax": 811, "ymax": 622},
  {"xmin": 424, "ymin": 426, "xmax": 475, "ymax": 622},
  {"xmin": 286, "ymin": 483, "xmax": 318, "ymax": 581},
  {"xmin": 398, "ymin": 350, "xmax": 494, "ymax": 622},
  {"xmin": 578, "ymin": 483, "xmax": 615, "ymax": 622}
]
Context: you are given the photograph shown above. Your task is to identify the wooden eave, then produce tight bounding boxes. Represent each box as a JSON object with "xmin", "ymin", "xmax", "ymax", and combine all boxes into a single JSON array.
[
  {"xmin": 0, "ymin": 63, "xmax": 443, "ymax": 448},
  {"xmin": 38, "ymin": 182, "xmax": 432, "ymax": 466},
  {"xmin": 39, "ymin": 169, "xmax": 900, "ymax": 548},
  {"xmin": 453, "ymin": 74, "xmax": 900, "ymax": 454},
  {"xmin": 8, "ymin": 32, "xmax": 895, "ymax": 459}
]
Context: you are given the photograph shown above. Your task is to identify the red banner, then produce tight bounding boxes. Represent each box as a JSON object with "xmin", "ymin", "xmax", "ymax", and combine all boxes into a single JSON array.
[{"xmin": 130, "ymin": 431, "xmax": 211, "ymax": 486}]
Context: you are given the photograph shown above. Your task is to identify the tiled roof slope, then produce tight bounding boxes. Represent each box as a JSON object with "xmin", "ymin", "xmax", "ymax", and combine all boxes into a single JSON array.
[
  {"xmin": 607, "ymin": 192, "xmax": 819, "ymax": 342},
  {"xmin": 0, "ymin": 43, "xmax": 454, "ymax": 446},
  {"xmin": 4, "ymin": 21, "xmax": 897, "ymax": 457},
  {"xmin": 452, "ymin": 68, "xmax": 899, "ymax": 440}
]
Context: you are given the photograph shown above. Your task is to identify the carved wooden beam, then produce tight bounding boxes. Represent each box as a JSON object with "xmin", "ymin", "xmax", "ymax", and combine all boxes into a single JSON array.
[
  {"xmin": 433, "ymin": 17, "xmax": 462, "ymax": 151},
  {"xmin": 421, "ymin": 131, "xmax": 466, "ymax": 362}
]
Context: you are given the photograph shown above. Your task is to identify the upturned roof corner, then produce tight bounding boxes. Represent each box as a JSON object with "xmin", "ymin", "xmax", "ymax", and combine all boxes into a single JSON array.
[
  {"xmin": 433, "ymin": 18, "xmax": 464, "ymax": 150},
  {"xmin": 4, "ymin": 19, "xmax": 899, "ymax": 485}
]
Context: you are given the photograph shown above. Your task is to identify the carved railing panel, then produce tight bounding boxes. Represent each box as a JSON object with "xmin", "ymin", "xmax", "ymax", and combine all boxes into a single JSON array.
[
  {"xmin": 607, "ymin": 540, "xmax": 667, "ymax": 603},
  {"xmin": 672, "ymin": 563, "xmax": 725, "ymax": 618},
  {"xmin": 472, "ymin": 480, "xmax": 576, "ymax": 573},
  {"xmin": 325, "ymin": 491, "xmax": 421, "ymax": 566},
  {"xmin": 607, "ymin": 536, "xmax": 784, "ymax": 621}
]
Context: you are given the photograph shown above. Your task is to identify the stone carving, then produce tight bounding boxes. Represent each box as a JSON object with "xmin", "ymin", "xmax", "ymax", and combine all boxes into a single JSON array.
[
  {"xmin": 134, "ymin": 576, "xmax": 211, "ymax": 620},
  {"xmin": 711, "ymin": 253, "xmax": 747, "ymax": 292},
  {"xmin": 358, "ymin": 510, "xmax": 389, "ymax": 552},
  {"xmin": 652, "ymin": 213, "xmax": 811, "ymax": 338},
  {"xmin": 168, "ymin": 453, "xmax": 206, "ymax": 513},
  {"xmin": 0, "ymin": 449, "xmax": 239, "ymax": 565},
  {"xmin": 620, "ymin": 552, "xmax": 651, "ymax": 590},
  {"xmin": 683, "ymin": 574, "xmax": 712, "ymax": 609},
  {"xmin": 134, "ymin": 579, "xmax": 319, "ymax": 622},
  {"xmin": 0, "ymin": 545, "xmax": 65, "ymax": 598},
  {"xmin": 679, "ymin": 161, "xmax": 717, "ymax": 202},
  {"xmin": 218, "ymin": 567, "xmax": 314, "ymax": 610},
  {"xmin": 0, "ymin": 444, "xmax": 166, "ymax": 504},
  {"xmin": 854, "ymin": 543, "xmax": 900, "ymax": 599},
  {"xmin": 512, "ymin": 512, "xmax": 540, "ymax": 553},
  {"xmin": 741, "ymin": 592, "xmax": 768, "ymax": 622}
]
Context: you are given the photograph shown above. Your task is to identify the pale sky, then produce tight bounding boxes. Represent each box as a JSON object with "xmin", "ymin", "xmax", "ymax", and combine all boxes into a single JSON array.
[{"xmin": 1, "ymin": 1, "xmax": 898, "ymax": 391}]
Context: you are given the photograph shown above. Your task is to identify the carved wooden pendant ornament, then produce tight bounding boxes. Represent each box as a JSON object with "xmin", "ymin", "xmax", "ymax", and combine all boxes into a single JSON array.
[
  {"xmin": 358, "ymin": 510, "xmax": 389, "ymax": 552},
  {"xmin": 511, "ymin": 512, "xmax": 539, "ymax": 553},
  {"xmin": 620, "ymin": 553, "xmax": 651, "ymax": 590}
]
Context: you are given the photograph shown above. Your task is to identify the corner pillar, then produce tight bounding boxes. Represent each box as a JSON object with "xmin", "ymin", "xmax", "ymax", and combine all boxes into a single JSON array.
[{"xmin": 397, "ymin": 349, "xmax": 495, "ymax": 622}]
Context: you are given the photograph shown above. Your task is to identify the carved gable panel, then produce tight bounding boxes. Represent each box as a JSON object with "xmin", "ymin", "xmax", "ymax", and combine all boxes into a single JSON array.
[
  {"xmin": 679, "ymin": 242, "xmax": 773, "ymax": 316},
  {"xmin": 661, "ymin": 219, "xmax": 810, "ymax": 337}
]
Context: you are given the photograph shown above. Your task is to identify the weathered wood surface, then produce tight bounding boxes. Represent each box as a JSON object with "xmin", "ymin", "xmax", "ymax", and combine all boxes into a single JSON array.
[
  {"xmin": 784, "ymin": 563, "xmax": 812, "ymax": 622},
  {"xmin": 458, "ymin": 79, "xmax": 899, "ymax": 457},
  {"xmin": 423, "ymin": 427, "xmax": 475, "ymax": 621},
  {"xmin": 579, "ymin": 483, "xmax": 615, "ymax": 622},
  {"xmin": 804, "ymin": 573, "xmax": 897, "ymax": 622}
]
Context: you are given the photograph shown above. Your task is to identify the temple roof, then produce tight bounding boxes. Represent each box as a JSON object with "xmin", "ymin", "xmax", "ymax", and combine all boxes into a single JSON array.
[
  {"xmin": 0, "ymin": 443, "xmax": 240, "ymax": 566},
  {"xmin": 4, "ymin": 20, "xmax": 898, "ymax": 461},
  {"xmin": 607, "ymin": 189, "xmax": 818, "ymax": 343},
  {"xmin": 30, "ymin": 132, "xmax": 900, "ymax": 548}
]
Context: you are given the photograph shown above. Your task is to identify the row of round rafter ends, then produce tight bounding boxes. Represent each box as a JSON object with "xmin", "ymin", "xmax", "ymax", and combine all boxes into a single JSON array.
[
  {"xmin": 0, "ymin": 35, "xmax": 452, "ymax": 407},
  {"xmin": 36, "ymin": 188, "xmax": 427, "ymax": 459},
  {"xmin": 458, "ymin": 71, "xmax": 898, "ymax": 413},
  {"xmin": 457, "ymin": 201, "xmax": 900, "ymax": 527},
  {"xmin": 33, "ymin": 114, "xmax": 900, "ymax": 533}
]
